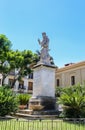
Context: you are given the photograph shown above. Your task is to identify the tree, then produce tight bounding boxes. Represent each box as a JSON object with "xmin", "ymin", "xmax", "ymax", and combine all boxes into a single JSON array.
[
  {"xmin": 10, "ymin": 50, "xmax": 39, "ymax": 88},
  {"xmin": 1, "ymin": 49, "xmax": 38, "ymax": 88},
  {"xmin": 0, "ymin": 34, "xmax": 12, "ymax": 85},
  {"xmin": 0, "ymin": 34, "xmax": 39, "ymax": 87},
  {"xmin": 0, "ymin": 34, "xmax": 12, "ymax": 62},
  {"xmin": 58, "ymin": 84, "xmax": 85, "ymax": 118},
  {"xmin": 0, "ymin": 49, "xmax": 23, "ymax": 85},
  {"xmin": 0, "ymin": 85, "xmax": 18, "ymax": 116}
]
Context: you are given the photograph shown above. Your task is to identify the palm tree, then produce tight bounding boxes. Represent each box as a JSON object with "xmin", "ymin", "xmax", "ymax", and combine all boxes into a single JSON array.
[{"xmin": 58, "ymin": 84, "xmax": 85, "ymax": 118}]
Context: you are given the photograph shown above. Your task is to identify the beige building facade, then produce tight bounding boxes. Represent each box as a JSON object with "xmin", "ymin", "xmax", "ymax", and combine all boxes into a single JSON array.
[{"xmin": 56, "ymin": 61, "xmax": 85, "ymax": 87}]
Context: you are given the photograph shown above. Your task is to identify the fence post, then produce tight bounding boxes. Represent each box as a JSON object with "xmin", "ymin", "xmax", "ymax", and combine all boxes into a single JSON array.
[{"xmin": 52, "ymin": 119, "xmax": 53, "ymax": 130}]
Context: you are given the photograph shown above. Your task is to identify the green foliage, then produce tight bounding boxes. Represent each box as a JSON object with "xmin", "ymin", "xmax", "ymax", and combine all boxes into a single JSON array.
[
  {"xmin": 0, "ymin": 34, "xmax": 12, "ymax": 73},
  {"xmin": 55, "ymin": 86, "xmax": 63, "ymax": 97},
  {"xmin": 17, "ymin": 94, "xmax": 31, "ymax": 105},
  {"xmin": 58, "ymin": 84, "xmax": 85, "ymax": 118},
  {"xmin": 0, "ymin": 86, "xmax": 18, "ymax": 116},
  {"xmin": 0, "ymin": 34, "xmax": 38, "ymax": 86},
  {"xmin": 0, "ymin": 34, "xmax": 12, "ymax": 64},
  {"xmin": 0, "ymin": 34, "xmax": 12, "ymax": 53}
]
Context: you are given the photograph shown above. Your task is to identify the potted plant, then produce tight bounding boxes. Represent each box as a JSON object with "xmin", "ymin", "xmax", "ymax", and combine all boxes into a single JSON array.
[{"xmin": 17, "ymin": 94, "xmax": 31, "ymax": 109}]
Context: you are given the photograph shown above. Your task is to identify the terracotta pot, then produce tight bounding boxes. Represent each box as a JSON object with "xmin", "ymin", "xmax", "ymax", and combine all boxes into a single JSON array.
[{"xmin": 19, "ymin": 105, "xmax": 27, "ymax": 110}]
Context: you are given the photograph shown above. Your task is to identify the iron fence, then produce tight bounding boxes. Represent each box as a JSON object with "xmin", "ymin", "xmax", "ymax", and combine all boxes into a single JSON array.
[{"xmin": 0, "ymin": 118, "xmax": 85, "ymax": 130}]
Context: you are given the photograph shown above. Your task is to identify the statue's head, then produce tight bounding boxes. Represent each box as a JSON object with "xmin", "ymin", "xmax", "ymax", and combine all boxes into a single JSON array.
[{"xmin": 42, "ymin": 32, "xmax": 46, "ymax": 36}]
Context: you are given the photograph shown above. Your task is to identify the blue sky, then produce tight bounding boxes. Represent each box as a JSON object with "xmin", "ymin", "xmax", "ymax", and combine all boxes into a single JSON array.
[{"xmin": 0, "ymin": 0, "xmax": 85, "ymax": 67}]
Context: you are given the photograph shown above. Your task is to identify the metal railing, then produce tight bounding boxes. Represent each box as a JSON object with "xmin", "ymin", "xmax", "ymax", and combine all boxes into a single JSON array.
[{"xmin": 0, "ymin": 118, "xmax": 85, "ymax": 130}]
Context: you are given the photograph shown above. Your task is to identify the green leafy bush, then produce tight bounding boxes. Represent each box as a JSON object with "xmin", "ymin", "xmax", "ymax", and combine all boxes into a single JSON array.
[
  {"xmin": 0, "ymin": 86, "xmax": 18, "ymax": 116},
  {"xmin": 58, "ymin": 84, "xmax": 85, "ymax": 118}
]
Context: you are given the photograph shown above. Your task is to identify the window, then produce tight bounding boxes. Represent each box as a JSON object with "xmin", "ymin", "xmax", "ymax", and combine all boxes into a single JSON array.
[
  {"xmin": 9, "ymin": 79, "xmax": 14, "ymax": 87},
  {"xmin": 18, "ymin": 81, "xmax": 24, "ymax": 89},
  {"xmin": 28, "ymin": 82, "xmax": 33, "ymax": 90},
  {"xmin": 71, "ymin": 76, "xmax": 75, "ymax": 85},
  {"xmin": 57, "ymin": 79, "xmax": 60, "ymax": 86},
  {"xmin": 28, "ymin": 73, "xmax": 33, "ymax": 79}
]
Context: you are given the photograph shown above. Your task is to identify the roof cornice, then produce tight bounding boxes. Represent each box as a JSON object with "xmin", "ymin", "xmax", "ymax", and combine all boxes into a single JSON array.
[{"xmin": 57, "ymin": 61, "xmax": 85, "ymax": 73}]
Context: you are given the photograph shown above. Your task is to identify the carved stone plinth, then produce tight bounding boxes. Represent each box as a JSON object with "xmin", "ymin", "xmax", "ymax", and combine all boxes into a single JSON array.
[
  {"xmin": 29, "ymin": 64, "xmax": 57, "ymax": 113},
  {"xmin": 32, "ymin": 64, "xmax": 56, "ymax": 97}
]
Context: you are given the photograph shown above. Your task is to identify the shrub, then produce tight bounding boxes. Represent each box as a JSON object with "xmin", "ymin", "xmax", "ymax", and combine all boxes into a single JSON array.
[
  {"xmin": 58, "ymin": 84, "xmax": 85, "ymax": 118},
  {"xmin": 0, "ymin": 85, "xmax": 18, "ymax": 116}
]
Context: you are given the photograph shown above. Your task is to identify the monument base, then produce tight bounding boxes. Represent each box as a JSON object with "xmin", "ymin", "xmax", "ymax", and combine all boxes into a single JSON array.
[
  {"xmin": 27, "ymin": 110, "xmax": 58, "ymax": 115},
  {"xmin": 29, "ymin": 96, "xmax": 56, "ymax": 113}
]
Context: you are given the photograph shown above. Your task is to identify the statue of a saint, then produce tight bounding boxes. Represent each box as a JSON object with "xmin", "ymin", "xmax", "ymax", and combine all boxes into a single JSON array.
[
  {"xmin": 38, "ymin": 32, "xmax": 51, "ymax": 65},
  {"xmin": 38, "ymin": 32, "xmax": 49, "ymax": 50}
]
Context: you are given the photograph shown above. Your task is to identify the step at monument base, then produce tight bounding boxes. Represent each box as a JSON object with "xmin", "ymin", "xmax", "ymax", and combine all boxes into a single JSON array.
[{"xmin": 18, "ymin": 109, "xmax": 58, "ymax": 115}]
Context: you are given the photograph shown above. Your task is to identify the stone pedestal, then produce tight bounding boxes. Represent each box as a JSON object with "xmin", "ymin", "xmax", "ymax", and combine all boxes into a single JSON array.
[
  {"xmin": 29, "ymin": 63, "xmax": 57, "ymax": 112},
  {"xmin": 29, "ymin": 96, "xmax": 56, "ymax": 111}
]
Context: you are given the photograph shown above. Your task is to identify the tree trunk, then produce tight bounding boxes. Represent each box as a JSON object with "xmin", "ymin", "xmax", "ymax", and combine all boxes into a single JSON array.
[{"xmin": 2, "ymin": 75, "xmax": 7, "ymax": 86}]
